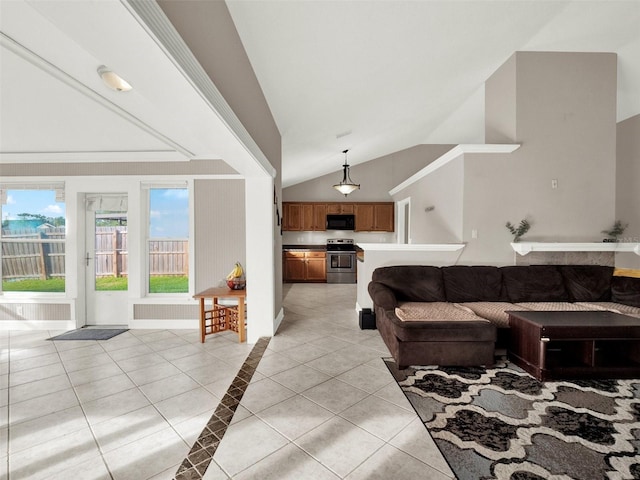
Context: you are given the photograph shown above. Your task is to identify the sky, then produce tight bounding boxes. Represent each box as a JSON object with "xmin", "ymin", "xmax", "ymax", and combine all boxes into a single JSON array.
[
  {"xmin": 3, "ymin": 188, "xmax": 189, "ymax": 238},
  {"xmin": 2, "ymin": 190, "xmax": 65, "ymax": 221}
]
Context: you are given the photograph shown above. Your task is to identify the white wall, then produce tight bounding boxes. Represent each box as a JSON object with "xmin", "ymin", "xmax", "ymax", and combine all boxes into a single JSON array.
[{"xmin": 615, "ymin": 114, "xmax": 640, "ymax": 269}]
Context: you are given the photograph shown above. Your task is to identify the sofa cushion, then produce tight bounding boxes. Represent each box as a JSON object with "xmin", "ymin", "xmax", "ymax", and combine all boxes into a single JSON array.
[
  {"xmin": 576, "ymin": 302, "xmax": 640, "ymax": 316},
  {"xmin": 558, "ymin": 265, "xmax": 613, "ymax": 302},
  {"xmin": 460, "ymin": 302, "xmax": 530, "ymax": 328},
  {"xmin": 372, "ymin": 266, "xmax": 446, "ymax": 302},
  {"xmin": 442, "ymin": 266, "xmax": 506, "ymax": 302},
  {"xmin": 502, "ymin": 265, "xmax": 568, "ymax": 302},
  {"xmin": 514, "ymin": 302, "xmax": 597, "ymax": 311},
  {"xmin": 611, "ymin": 276, "xmax": 640, "ymax": 307},
  {"xmin": 395, "ymin": 302, "xmax": 485, "ymax": 322}
]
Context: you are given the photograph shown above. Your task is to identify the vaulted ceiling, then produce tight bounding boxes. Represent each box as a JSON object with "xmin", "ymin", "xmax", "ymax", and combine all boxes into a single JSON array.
[{"xmin": 2, "ymin": 1, "xmax": 639, "ymax": 187}]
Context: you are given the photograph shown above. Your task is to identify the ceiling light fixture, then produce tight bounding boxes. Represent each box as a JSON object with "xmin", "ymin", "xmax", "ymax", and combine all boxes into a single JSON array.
[
  {"xmin": 333, "ymin": 149, "xmax": 360, "ymax": 196},
  {"xmin": 97, "ymin": 65, "xmax": 132, "ymax": 92}
]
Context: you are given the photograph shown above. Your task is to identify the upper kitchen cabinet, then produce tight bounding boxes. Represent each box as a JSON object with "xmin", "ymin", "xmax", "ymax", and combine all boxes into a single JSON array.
[
  {"xmin": 326, "ymin": 203, "xmax": 354, "ymax": 214},
  {"xmin": 282, "ymin": 202, "xmax": 394, "ymax": 232},
  {"xmin": 354, "ymin": 203, "xmax": 394, "ymax": 232},
  {"xmin": 302, "ymin": 204, "xmax": 327, "ymax": 231},
  {"xmin": 283, "ymin": 203, "xmax": 303, "ymax": 231}
]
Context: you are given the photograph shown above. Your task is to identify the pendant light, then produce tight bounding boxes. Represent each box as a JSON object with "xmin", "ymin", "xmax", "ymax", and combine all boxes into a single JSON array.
[{"xmin": 333, "ymin": 149, "xmax": 360, "ymax": 196}]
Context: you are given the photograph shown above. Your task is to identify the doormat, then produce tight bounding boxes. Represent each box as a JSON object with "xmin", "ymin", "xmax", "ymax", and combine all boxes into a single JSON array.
[
  {"xmin": 49, "ymin": 328, "xmax": 128, "ymax": 341},
  {"xmin": 384, "ymin": 357, "xmax": 640, "ymax": 480}
]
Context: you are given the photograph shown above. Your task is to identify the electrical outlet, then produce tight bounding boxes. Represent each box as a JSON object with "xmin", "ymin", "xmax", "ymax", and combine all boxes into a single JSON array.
[
  {"xmin": 472, "ymin": 229, "xmax": 478, "ymax": 239},
  {"xmin": 16, "ymin": 306, "xmax": 23, "ymax": 316},
  {"xmin": 551, "ymin": 179, "xmax": 558, "ymax": 189}
]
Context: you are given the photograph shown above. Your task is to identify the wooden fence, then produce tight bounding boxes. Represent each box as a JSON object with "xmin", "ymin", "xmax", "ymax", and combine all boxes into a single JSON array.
[{"xmin": 2, "ymin": 227, "xmax": 188, "ymax": 281}]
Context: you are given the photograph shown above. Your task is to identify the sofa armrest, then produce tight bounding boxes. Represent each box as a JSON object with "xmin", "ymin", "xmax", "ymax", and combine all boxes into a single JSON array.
[{"xmin": 368, "ymin": 281, "xmax": 397, "ymax": 310}]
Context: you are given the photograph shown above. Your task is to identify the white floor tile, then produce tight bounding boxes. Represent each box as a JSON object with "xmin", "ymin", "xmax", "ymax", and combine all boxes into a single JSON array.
[
  {"xmin": 74, "ymin": 373, "xmax": 136, "ymax": 404},
  {"xmin": 270, "ymin": 363, "xmax": 332, "ymax": 393},
  {"xmin": 102, "ymin": 427, "xmax": 188, "ymax": 480},
  {"xmin": 257, "ymin": 394, "xmax": 333, "ymax": 441},
  {"xmin": 9, "ymin": 388, "xmax": 79, "ymax": 426},
  {"xmin": 234, "ymin": 442, "xmax": 339, "ymax": 480},
  {"xmin": 153, "ymin": 387, "xmax": 219, "ymax": 426},
  {"xmin": 82, "ymin": 388, "xmax": 150, "ymax": 426},
  {"xmin": 9, "ymin": 374, "xmax": 71, "ymax": 404},
  {"xmin": 9, "ymin": 405, "xmax": 87, "ymax": 454},
  {"xmin": 302, "ymin": 378, "xmax": 369, "ymax": 414},
  {"xmin": 92, "ymin": 404, "xmax": 169, "ymax": 453},
  {"xmin": 345, "ymin": 443, "xmax": 454, "ymax": 480},
  {"xmin": 9, "ymin": 427, "xmax": 101, "ymax": 480},
  {"xmin": 295, "ymin": 416, "xmax": 385, "ymax": 478},
  {"xmin": 389, "ymin": 418, "xmax": 455, "ymax": 478},
  {"xmin": 339, "ymin": 395, "xmax": 416, "ymax": 442},
  {"xmin": 239, "ymin": 377, "xmax": 296, "ymax": 414},
  {"xmin": 212, "ymin": 415, "xmax": 288, "ymax": 477}
]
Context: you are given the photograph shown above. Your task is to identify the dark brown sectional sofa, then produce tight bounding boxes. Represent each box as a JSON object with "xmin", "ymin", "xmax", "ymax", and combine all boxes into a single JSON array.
[{"xmin": 368, "ymin": 265, "xmax": 640, "ymax": 368}]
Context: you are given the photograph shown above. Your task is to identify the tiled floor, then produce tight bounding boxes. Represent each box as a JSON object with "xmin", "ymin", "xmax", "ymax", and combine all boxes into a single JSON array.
[{"xmin": 1, "ymin": 284, "xmax": 454, "ymax": 479}]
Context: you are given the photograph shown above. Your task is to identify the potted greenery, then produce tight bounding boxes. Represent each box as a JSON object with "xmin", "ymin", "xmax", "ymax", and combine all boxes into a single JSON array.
[
  {"xmin": 506, "ymin": 219, "xmax": 531, "ymax": 243},
  {"xmin": 601, "ymin": 220, "xmax": 628, "ymax": 242}
]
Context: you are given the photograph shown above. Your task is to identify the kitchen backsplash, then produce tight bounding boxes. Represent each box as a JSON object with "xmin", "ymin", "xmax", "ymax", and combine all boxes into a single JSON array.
[{"xmin": 283, "ymin": 231, "xmax": 395, "ymax": 245}]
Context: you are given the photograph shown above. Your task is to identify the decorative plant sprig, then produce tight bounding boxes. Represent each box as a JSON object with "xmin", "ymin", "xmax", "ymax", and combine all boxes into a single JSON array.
[
  {"xmin": 506, "ymin": 219, "xmax": 531, "ymax": 243},
  {"xmin": 601, "ymin": 220, "xmax": 628, "ymax": 240}
]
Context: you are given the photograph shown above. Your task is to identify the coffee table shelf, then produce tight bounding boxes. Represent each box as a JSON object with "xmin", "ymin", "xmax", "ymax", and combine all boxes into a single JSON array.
[{"xmin": 507, "ymin": 310, "xmax": 640, "ymax": 381}]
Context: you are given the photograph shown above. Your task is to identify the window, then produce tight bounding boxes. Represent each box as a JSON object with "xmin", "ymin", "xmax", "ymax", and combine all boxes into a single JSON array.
[
  {"xmin": 148, "ymin": 187, "xmax": 189, "ymax": 293},
  {"xmin": 1, "ymin": 187, "xmax": 66, "ymax": 293}
]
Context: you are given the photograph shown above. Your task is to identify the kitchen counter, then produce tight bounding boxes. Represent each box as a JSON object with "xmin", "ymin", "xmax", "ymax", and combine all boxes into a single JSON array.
[{"xmin": 282, "ymin": 244, "xmax": 326, "ymax": 251}]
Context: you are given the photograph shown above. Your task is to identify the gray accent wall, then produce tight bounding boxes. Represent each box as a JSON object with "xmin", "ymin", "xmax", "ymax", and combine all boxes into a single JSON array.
[
  {"xmin": 133, "ymin": 304, "xmax": 199, "ymax": 320},
  {"xmin": 390, "ymin": 156, "xmax": 464, "ymax": 244},
  {"xmin": 460, "ymin": 52, "xmax": 617, "ymax": 265},
  {"xmin": 194, "ymin": 179, "xmax": 246, "ymax": 293},
  {"xmin": 615, "ymin": 114, "xmax": 640, "ymax": 269},
  {"xmin": 0, "ymin": 303, "xmax": 71, "ymax": 321},
  {"xmin": 283, "ymin": 144, "xmax": 455, "ymax": 202}
]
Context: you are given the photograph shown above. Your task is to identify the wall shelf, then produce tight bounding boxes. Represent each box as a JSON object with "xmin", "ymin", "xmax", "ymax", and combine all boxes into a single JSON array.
[{"xmin": 511, "ymin": 242, "xmax": 640, "ymax": 256}]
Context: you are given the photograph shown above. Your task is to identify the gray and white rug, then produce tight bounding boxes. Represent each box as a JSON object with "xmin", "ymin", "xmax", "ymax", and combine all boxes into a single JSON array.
[{"xmin": 385, "ymin": 358, "xmax": 640, "ymax": 480}]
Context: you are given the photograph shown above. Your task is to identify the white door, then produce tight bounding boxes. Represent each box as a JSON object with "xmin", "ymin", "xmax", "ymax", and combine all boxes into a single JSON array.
[{"xmin": 85, "ymin": 194, "xmax": 128, "ymax": 325}]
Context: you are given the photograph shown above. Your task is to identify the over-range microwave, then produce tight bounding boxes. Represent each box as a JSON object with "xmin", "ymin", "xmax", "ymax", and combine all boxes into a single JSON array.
[{"xmin": 326, "ymin": 214, "xmax": 355, "ymax": 230}]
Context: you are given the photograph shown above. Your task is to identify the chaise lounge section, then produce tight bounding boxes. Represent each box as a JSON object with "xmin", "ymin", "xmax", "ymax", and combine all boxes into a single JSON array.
[{"xmin": 368, "ymin": 264, "xmax": 640, "ymax": 368}]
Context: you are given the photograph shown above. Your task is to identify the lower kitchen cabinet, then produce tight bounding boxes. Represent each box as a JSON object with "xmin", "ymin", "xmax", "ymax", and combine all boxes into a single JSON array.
[{"xmin": 284, "ymin": 251, "xmax": 326, "ymax": 282}]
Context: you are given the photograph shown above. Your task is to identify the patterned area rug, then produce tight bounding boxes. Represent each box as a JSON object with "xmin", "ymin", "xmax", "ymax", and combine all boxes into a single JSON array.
[{"xmin": 384, "ymin": 358, "xmax": 640, "ymax": 480}]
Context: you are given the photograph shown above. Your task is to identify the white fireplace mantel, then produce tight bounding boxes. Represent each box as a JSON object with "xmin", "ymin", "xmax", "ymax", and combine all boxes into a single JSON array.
[{"xmin": 511, "ymin": 242, "xmax": 640, "ymax": 256}]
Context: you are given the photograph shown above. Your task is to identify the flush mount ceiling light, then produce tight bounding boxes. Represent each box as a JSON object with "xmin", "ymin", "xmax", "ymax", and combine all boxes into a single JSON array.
[
  {"xmin": 97, "ymin": 65, "xmax": 132, "ymax": 92},
  {"xmin": 333, "ymin": 149, "xmax": 360, "ymax": 196}
]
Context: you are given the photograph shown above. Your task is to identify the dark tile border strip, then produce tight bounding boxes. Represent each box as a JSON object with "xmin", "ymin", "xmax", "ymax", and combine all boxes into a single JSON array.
[{"xmin": 174, "ymin": 336, "xmax": 271, "ymax": 480}]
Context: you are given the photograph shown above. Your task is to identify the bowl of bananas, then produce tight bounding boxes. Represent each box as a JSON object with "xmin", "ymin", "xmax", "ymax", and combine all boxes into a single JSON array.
[{"xmin": 226, "ymin": 262, "xmax": 246, "ymax": 290}]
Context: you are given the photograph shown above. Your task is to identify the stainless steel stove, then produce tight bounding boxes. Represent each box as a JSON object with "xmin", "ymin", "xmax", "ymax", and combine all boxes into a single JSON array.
[{"xmin": 326, "ymin": 238, "xmax": 356, "ymax": 284}]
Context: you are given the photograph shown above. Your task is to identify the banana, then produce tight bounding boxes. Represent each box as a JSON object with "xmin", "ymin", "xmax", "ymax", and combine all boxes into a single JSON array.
[{"xmin": 227, "ymin": 262, "xmax": 244, "ymax": 280}]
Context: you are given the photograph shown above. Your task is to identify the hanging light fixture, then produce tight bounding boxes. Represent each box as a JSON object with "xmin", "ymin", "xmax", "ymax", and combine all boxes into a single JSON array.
[{"xmin": 333, "ymin": 149, "xmax": 360, "ymax": 196}]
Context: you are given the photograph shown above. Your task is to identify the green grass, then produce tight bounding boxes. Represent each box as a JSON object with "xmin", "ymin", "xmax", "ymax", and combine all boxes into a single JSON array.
[
  {"xmin": 2, "ymin": 277, "xmax": 65, "ymax": 292},
  {"xmin": 2, "ymin": 275, "xmax": 188, "ymax": 293},
  {"xmin": 95, "ymin": 277, "xmax": 128, "ymax": 291},
  {"xmin": 150, "ymin": 275, "xmax": 188, "ymax": 293}
]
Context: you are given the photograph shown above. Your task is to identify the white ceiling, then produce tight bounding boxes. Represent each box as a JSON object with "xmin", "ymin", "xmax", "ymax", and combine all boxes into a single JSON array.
[
  {"xmin": 227, "ymin": 0, "xmax": 640, "ymax": 186},
  {"xmin": 1, "ymin": 1, "xmax": 639, "ymax": 188}
]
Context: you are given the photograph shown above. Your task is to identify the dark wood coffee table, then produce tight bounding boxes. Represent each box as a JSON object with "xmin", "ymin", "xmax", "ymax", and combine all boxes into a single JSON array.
[{"xmin": 506, "ymin": 310, "xmax": 640, "ymax": 381}]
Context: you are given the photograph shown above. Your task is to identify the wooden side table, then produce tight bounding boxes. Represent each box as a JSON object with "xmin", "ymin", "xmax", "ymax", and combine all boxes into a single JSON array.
[{"xmin": 194, "ymin": 287, "xmax": 247, "ymax": 343}]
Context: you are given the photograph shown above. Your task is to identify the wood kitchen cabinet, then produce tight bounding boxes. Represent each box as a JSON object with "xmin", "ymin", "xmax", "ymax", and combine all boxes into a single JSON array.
[
  {"xmin": 282, "ymin": 201, "xmax": 394, "ymax": 232},
  {"xmin": 283, "ymin": 203, "xmax": 303, "ymax": 231},
  {"xmin": 326, "ymin": 203, "xmax": 354, "ymax": 214},
  {"xmin": 302, "ymin": 204, "xmax": 327, "ymax": 231},
  {"xmin": 283, "ymin": 251, "xmax": 326, "ymax": 282},
  {"xmin": 355, "ymin": 203, "xmax": 394, "ymax": 232}
]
